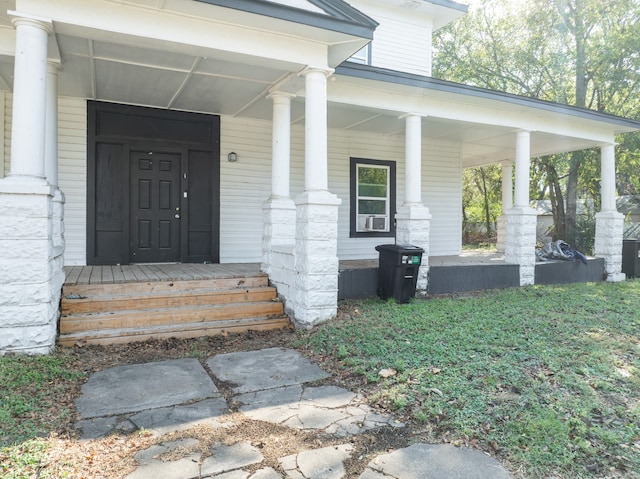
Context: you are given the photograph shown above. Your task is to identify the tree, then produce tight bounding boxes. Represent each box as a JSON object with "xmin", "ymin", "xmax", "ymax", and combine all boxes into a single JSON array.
[
  {"xmin": 434, "ymin": 0, "xmax": 640, "ymax": 244},
  {"xmin": 462, "ymin": 165, "xmax": 502, "ymax": 239}
]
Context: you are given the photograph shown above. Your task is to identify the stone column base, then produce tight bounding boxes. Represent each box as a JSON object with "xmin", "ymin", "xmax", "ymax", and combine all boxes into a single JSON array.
[
  {"xmin": 595, "ymin": 210, "xmax": 625, "ymax": 279},
  {"xmin": 0, "ymin": 179, "xmax": 60, "ymax": 354},
  {"xmin": 496, "ymin": 215, "xmax": 506, "ymax": 253},
  {"xmin": 505, "ymin": 207, "xmax": 537, "ymax": 286},
  {"xmin": 262, "ymin": 196, "xmax": 296, "ymax": 275},
  {"xmin": 292, "ymin": 190, "xmax": 341, "ymax": 328},
  {"xmin": 395, "ymin": 204, "xmax": 431, "ymax": 292}
]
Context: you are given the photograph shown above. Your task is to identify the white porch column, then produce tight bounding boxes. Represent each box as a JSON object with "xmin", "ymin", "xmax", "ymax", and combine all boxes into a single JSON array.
[
  {"xmin": 505, "ymin": 130, "xmax": 537, "ymax": 286},
  {"xmin": 396, "ymin": 114, "xmax": 431, "ymax": 292},
  {"xmin": 46, "ymin": 61, "xmax": 65, "ymax": 298},
  {"xmin": 293, "ymin": 67, "xmax": 341, "ymax": 327},
  {"xmin": 496, "ymin": 160, "xmax": 513, "ymax": 253},
  {"xmin": 0, "ymin": 15, "xmax": 59, "ymax": 354},
  {"xmin": 595, "ymin": 142, "xmax": 625, "ymax": 281},
  {"xmin": 262, "ymin": 92, "xmax": 296, "ymax": 303},
  {"xmin": 8, "ymin": 16, "xmax": 51, "ymax": 183}
]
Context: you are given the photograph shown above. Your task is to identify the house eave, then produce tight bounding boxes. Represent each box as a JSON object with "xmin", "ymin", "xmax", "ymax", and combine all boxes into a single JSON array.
[
  {"xmin": 336, "ymin": 62, "xmax": 640, "ymax": 134},
  {"xmin": 196, "ymin": 0, "xmax": 378, "ymax": 39}
]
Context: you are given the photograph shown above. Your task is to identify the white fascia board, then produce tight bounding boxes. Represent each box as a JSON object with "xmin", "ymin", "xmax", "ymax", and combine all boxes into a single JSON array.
[
  {"xmin": 17, "ymin": 0, "xmax": 330, "ymax": 68},
  {"xmin": 328, "ymin": 79, "xmax": 617, "ymax": 144}
]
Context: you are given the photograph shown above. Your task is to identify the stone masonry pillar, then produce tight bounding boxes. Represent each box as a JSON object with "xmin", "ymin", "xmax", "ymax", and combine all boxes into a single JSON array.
[
  {"xmin": 292, "ymin": 67, "xmax": 341, "ymax": 327},
  {"xmin": 496, "ymin": 160, "xmax": 513, "ymax": 253},
  {"xmin": 262, "ymin": 92, "xmax": 296, "ymax": 276},
  {"xmin": 595, "ymin": 142, "xmax": 625, "ymax": 281},
  {"xmin": 0, "ymin": 15, "xmax": 59, "ymax": 354},
  {"xmin": 505, "ymin": 130, "xmax": 536, "ymax": 286},
  {"xmin": 396, "ymin": 114, "xmax": 431, "ymax": 292}
]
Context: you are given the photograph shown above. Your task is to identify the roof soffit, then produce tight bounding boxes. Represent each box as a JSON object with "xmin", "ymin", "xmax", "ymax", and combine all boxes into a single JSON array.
[{"xmin": 335, "ymin": 62, "xmax": 640, "ymax": 135}]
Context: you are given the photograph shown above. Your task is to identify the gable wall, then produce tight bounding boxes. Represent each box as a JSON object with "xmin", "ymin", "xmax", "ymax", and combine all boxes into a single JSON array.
[
  {"xmin": 5, "ymin": 98, "xmax": 461, "ymax": 265},
  {"xmin": 347, "ymin": 0, "xmax": 433, "ymax": 76}
]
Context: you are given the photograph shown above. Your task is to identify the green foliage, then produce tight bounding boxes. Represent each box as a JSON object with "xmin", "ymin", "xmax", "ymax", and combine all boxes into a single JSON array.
[
  {"xmin": 0, "ymin": 352, "xmax": 85, "ymax": 447},
  {"xmin": 0, "ymin": 439, "xmax": 49, "ymax": 479},
  {"xmin": 434, "ymin": 0, "xmax": 640, "ymax": 244},
  {"xmin": 304, "ymin": 282, "xmax": 640, "ymax": 477}
]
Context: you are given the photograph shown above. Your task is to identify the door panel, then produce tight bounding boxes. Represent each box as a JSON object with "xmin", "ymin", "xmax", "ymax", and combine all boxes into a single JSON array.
[
  {"xmin": 88, "ymin": 102, "xmax": 220, "ymax": 265},
  {"xmin": 130, "ymin": 151, "xmax": 181, "ymax": 263}
]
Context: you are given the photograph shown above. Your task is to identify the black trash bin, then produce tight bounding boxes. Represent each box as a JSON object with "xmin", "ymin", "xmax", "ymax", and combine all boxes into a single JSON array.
[
  {"xmin": 622, "ymin": 239, "xmax": 640, "ymax": 278},
  {"xmin": 375, "ymin": 244, "xmax": 424, "ymax": 303}
]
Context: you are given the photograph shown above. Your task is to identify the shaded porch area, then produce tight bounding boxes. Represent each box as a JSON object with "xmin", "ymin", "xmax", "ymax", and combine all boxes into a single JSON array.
[{"xmin": 338, "ymin": 253, "xmax": 605, "ymax": 298}]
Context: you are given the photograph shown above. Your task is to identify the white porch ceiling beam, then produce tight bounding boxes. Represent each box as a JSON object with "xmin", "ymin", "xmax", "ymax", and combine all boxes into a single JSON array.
[
  {"xmin": 167, "ymin": 56, "xmax": 201, "ymax": 110},
  {"xmin": 88, "ymin": 39, "xmax": 96, "ymax": 100}
]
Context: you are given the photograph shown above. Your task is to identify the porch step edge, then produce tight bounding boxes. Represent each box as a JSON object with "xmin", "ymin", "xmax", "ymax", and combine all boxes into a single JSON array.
[
  {"xmin": 58, "ymin": 315, "xmax": 292, "ymax": 346},
  {"xmin": 61, "ymin": 287, "xmax": 278, "ymax": 314},
  {"xmin": 63, "ymin": 276, "xmax": 269, "ymax": 296},
  {"xmin": 59, "ymin": 301, "xmax": 285, "ymax": 333}
]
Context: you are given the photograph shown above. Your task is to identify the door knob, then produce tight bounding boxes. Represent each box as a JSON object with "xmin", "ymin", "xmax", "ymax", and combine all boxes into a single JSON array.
[{"xmin": 174, "ymin": 214, "xmax": 180, "ymax": 219}]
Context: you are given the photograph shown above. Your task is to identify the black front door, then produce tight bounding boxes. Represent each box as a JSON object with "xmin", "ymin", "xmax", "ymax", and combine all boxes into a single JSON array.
[
  {"xmin": 129, "ymin": 150, "xmax": 181, "ymax": 263},
  {"xmin": 88, "ymin": 101, "xmax": 220, "ymax": 265}
]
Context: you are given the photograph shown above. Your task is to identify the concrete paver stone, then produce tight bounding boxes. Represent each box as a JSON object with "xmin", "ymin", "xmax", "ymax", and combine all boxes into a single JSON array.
[
  {"xmin": 76, "ymin": 358, "xmax": 219, "ymax": 418},
  {"xmin": 237, "ymin": 384, "xmax": 401, "ymax": 436},
  {"xmin": 206, "ymin": 348, "xmax": 329, "ymax": 394},
  {"xmin": 359, "ymin": 443, "xmax": 512, "ymax": 479},
  {"xmin": 280, "ymin": 444, "xmax": 353, "ymax": 479},
  {"xmin": 129, "ymin": 397, "xmax": 229, "ymax": 435},
  {"xmin": 249, "ymin": 468, "xmax": 284, "ymax": 479},
  {"xmin": 200, "ymin": 441, "xmax": 264, "ymax": 477}
]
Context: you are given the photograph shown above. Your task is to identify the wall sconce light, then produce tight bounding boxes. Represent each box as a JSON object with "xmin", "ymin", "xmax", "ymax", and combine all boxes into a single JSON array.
[{"xmin": 228, "ymin": 151, "xmax": 238, "ymax": 162}]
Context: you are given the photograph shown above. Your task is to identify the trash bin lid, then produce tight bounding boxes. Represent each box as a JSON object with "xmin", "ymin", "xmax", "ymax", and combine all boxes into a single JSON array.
[{"xmin": 375, "ymin": 243, "xmax": 424, "ymax": 254}]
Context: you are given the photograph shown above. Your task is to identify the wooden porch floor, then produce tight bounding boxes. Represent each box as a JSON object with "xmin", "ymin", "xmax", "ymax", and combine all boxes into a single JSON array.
[
  {"xmin": 64, "ymin": 263, "xmax": 265, "ymax": 286},
  {"xmin": 64, "ymin": 254, "xmax": 509, "ymax": 286}
]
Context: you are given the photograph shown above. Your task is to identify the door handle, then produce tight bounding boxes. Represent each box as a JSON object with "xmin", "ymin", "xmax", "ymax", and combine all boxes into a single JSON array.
[{"xmin": 174, "ymin": 214, "xmax": 180, "ymax": 219}]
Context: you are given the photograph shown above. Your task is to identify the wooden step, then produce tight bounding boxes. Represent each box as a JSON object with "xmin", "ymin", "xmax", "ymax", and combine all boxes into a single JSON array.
[
  {"xmin": 58, "ymin": 316, "xmax": 292, "ymax": 346},
  {"xmin": 60, "ymin": 301, "xmax": 285, "ymax": 334},
  {"xmin": 58, "ymin": 272, "xmax": 291, "ymax": 346},
  {"xmin": 62, "ymin": 275, "xmax": 269, "ymax": 297},
  {"xmin": 61, "ymin": 287, "xmax": 278, "ymax": 315}
]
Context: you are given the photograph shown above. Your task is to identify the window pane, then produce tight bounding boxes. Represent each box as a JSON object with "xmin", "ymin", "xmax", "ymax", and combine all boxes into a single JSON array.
[
  {"xmin": 359, "ymin": 199, "xmax": 386, "ymax": 215},
  {"xmin": 358, "ymin": 167, "xmax": 387, "ymax": 198}
]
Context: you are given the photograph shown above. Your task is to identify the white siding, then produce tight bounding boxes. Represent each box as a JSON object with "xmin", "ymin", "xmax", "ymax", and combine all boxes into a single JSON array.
[
  {"xmin": 53, "ymin": 104, "xmax": 461, "ymax": 266},
  {"xmin": 58, "ymin": 97, "xmax": 87, "ymax": 266},
  {"xmin": 347, "ymin": 0, "xmax": 433, "ymax": 76},
  {"xmin": 220, "ymin": 116, "xmax": 462, "ymax": 263}
]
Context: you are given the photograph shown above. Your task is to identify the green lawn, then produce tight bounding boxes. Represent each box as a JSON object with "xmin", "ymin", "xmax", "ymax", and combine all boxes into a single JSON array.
[
  {"xmin": 1, "ymin": 280, "xmax": 639, "ymax": 478},
  {"xmin": 302, "ymin": 280, "xmax": 640, "ymax": 478}
]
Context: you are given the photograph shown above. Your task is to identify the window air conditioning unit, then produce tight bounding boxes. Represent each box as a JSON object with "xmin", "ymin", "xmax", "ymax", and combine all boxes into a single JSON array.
[{"xmin": 365, "ymin": 216, "xmax": 387, "ymax": 231}]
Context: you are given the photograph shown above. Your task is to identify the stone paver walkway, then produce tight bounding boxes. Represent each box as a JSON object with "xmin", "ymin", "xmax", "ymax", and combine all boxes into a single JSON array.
[{"xmin": 75, "ymin": 348, "xmax": 512, "ymax": 479}]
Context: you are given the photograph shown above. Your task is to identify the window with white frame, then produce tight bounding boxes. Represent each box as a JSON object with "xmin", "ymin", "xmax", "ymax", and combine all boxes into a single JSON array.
[
  {"xmin": 350, "ymin": 158, "xmax": 396, "ymax": 237},
  {"xmin": 349, "ymin": 44, "xmax": 371, "ymax": 65}
]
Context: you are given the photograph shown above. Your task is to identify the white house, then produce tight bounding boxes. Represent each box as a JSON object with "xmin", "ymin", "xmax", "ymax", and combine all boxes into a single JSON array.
[{"xmin": 1, "ymin": 0, "xmax": 638, "ymax": 354}]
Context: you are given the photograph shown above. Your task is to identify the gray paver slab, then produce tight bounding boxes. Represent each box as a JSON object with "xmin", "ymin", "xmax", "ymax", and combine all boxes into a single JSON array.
[
  {"xmin": 130, "ymin": 397, "xmax": 229, "ymax": 435},
  {"xmin": 360, "ymin": 443, "xmax": 512, "ymax": 479},
  {"xmin": 200, "ymin": 441, "xmax": 264, "ymax": 477},
  {"xmin": 207, "ymin": 348, "xmax": 328, "ymax": 393},
  {"xmin": 126, "ymin": 439, "xmax": 201, "ymax": 479},
  {"xmin": 280, "ymin": 445, "xmax": 352, "ymax": 479},
  {"xmin": 250, "ymin": 468, "xmax": 284, "ymax": 479},
  {"xmin": 76, "ymin": 358, "xmax": 219, "ymax": 418}
]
